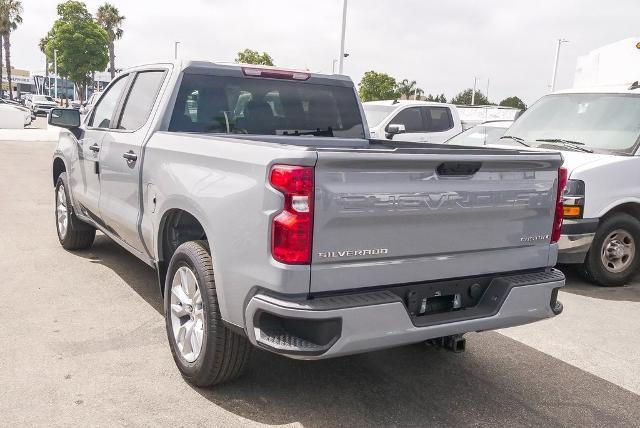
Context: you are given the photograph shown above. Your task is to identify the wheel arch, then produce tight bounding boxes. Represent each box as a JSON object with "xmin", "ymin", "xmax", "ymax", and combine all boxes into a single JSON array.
[
  {"xmin": 156, "ymin": 206, "xmax": 213, "ymax": 294},
  {"xmin": 53, "ymin": 156, "xmax": 67, "ymax": 187},
  {"xmin": 599, "ymin": 201, "xmax": 640, "ymax": 222}
]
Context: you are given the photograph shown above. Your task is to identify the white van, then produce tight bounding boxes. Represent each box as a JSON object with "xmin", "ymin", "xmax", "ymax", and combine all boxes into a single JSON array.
[{"xmin": 363, "ymin": 100, "xmax": 462, "ymax": 143}]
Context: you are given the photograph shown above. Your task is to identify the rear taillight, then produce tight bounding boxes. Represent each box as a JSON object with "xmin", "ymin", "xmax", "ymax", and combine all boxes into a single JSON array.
[
  {"xmin": 270, "ymin": 165, "xmax": 314, "ymax": 264},
  {"xmin": 551, "ymin": 167, "xmax": 568, "ymax": 243}
]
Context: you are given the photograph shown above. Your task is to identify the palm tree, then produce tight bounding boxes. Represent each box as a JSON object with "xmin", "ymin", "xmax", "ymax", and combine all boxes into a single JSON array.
[
  {"xmin": 397, "ymin": 79, "xmax": 423, "ymax": 100},
  {"xmin": 96, "ymin": 3, "xmax": 125, "ymax": 79},
  {"xmin": 0, "ymin": 0, "xmax": 22, "ymax": 100}
]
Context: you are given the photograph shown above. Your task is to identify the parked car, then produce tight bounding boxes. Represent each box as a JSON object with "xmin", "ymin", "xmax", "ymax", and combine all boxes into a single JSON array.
[
  {"xmin": 0, "ymin": 98, "xmax": 34, "ymax": 124},
  {"xmin": 490, "ymin": 83, "xmax": 640, "ymax": 286},
  {"xmin": 26, "ymin": 94, "xmax": 58, "ymax": 116},
  {"xmin": 444, "ymin": 120, "xmax": 513, "ymax": 146},
  {"xmin": 363, "ymin": 100, "xmax": 463, "ymax": 143},
  {"xmin": 50, "ymin": 61, "xmax": 566, "ymax": 386},
  {"xmin": 0, "ymin": 103, "xmax": 30, "ymax": 128}
]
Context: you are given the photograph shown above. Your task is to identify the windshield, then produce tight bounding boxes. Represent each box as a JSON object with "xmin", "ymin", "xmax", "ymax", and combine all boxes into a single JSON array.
[
  {"xmin": 444, "ymin": 124, "xmax": 509, "ymax": 146},
  {"xmin": 34, "ymin": 95, "xmax": 54, "ymax": 102},
  {"xmin": 507, "ymin": 93, "xmax": 640, "ymax": 154},
  {"xmin": 363, "ymin": 104, "xmax": 396, "ymax": 127},
  {"xmin": 168, "ymin": 74, "xmax": 365, "ymax": 138}
]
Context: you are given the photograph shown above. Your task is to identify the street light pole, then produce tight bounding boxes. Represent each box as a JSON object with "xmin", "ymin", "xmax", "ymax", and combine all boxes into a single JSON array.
[
  {"xmin": 550, "ymin": 38, "xmax": 569, "ymax": 92},
  {"xmin": 471, "ymin": 76, "xmax": 477, "ymax": 105},
  {"xmin": 174, "ymin": 41, "xmax": 181, "ymax": 60},
  {"xmin": 338, "ymin": 0, "xmax": 348, "ymax": 74},
  {"xmin": 54, "ymin": 49, "xmax": 58, "ymax": 100}
]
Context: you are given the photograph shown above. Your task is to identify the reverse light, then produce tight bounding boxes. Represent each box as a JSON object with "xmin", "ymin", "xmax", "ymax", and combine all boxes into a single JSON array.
[
  {"xmin": 270, "ymin": 165, "xmax": 314, "ymax": 264},
  {"xmin": 242, "ymin": 67, "xmax": 310, "ymax": 81},
  {"xmin": 551, "ymin": 167, "xmax": 568, "ymax": 243}
]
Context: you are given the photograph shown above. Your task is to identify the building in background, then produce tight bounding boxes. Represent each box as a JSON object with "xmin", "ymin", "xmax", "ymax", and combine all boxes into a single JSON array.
[
  {"xmin": 31, "ymin": 70, "xmax": 112, "ymax": 102},
  {"xmin": 574, "ymin": 36, "xmax": 640, "ymax": 88},
  {"xmin": 1, "ymin": 67, "xmax": 35, "ymax": 97}
]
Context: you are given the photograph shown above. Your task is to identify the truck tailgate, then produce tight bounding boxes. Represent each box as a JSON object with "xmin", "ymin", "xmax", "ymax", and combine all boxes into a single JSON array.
[{"xmin": 310, "ymin": 147, "xmax": 563, "ymax": 293}]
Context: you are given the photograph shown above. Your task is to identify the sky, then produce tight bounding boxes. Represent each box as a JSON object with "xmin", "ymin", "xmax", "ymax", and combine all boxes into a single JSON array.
[{"xmin": 11, "ymin": 0, "xmax": 640, "ymax": 105}]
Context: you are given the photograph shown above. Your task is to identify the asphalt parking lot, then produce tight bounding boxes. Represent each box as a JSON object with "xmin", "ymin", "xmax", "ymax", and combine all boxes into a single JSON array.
[{"xmin": 1, "ymin": 139, "xmax": 639, "ymax": 427}]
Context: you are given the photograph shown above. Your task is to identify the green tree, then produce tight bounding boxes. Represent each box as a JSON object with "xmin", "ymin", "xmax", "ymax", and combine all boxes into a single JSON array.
[
  {"xmin": 397, "ymin": 79, "xmax": 423, "ymax": 100},
  {"xmin": 96, "ymin": 2, "xmax": 125, "ymax": 79},
  {"xmin": 450, "ymin": 88, "xmax": 490, "ymax": 105},
  {"xmin": 0, "ymin": 0, "xmax": 23, "ymax": 99},
  {"xmin": 499, "ymin": 96, "xmax": 526, "ymax": 110},
  {"xmin": 436, "ymin": 93, "xmax": 447, "ymax": 103},
  {"xmin": 358, "ymin": 71, "xmax": 398, "ymax": 102},
  {"xmin": 235, "ymin": 48, "xmax": 274, "ymax": 66},
  {"xmin": 44, "ymin": 1, "xmax": 109, "ymax": 103}
]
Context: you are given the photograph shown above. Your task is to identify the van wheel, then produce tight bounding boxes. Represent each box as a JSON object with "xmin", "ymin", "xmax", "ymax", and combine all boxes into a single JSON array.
[
  {"xmin": 55, "ymin": 174, "xmax": 96, "ymax": 250},
  {"xmin": 165, "ymin": 240, "xmax": 251, "ymax": 386},
  {"xmin": 582, "ymin": 213, "xmax": 640, "ymax": 287}
]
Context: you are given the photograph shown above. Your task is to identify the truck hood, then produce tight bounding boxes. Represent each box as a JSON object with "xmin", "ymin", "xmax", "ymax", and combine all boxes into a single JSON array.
[{"xmin": 486, "ymin": 143, "xmax": 616, "ymax": 176}]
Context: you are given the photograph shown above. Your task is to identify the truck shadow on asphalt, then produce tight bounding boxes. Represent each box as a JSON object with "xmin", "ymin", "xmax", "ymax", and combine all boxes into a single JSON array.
[
  {"xmin": 557, "ymin": 265, "xmax": 640, "ymax": 302},
  {"xmin": 73, "ymin": 234, "xmax": 640, "ymax": 426}
]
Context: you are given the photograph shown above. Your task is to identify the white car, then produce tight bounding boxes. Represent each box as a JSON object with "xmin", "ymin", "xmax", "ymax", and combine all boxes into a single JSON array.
[
  {"xmin": 0, "ymin": 104, "xmax": 30, "ymax": 128},
  {"xmin": 363, "ymin": 100, "xmax": 462, "ymax": 144},
  {"xmin": 0, "ymin": 99, "xmax": 33, "ymax": 126},
  {"xmin": 26, "ymin": 94, "xmax": 58, "ymax": 116},
  {"xmin": 491, "ymin": 83, "xmax": 640, "ymax": 286},
  {"xmin": 444, "ymin": 120, "xmax": 513, "ymax": 146}
]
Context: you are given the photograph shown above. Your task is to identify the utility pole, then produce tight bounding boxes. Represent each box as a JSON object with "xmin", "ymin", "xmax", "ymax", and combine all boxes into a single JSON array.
[
  {"xmin": 471, "ymin": 76, "xmax": 477, "ymax": 105},
  {"xmin": 174, "ymin": 41, "xmax": 181, "ymax": 60},
  {"xmin": 338, "ymin": 0, "xmax": 348, "ymax": 74},
  {"xmin": 486, "ymin": 78, "xmax": 490, "ymax": 103},
  {"xmin": 332, "ymin": 59, "xmax": 338, "ymax": 74},
  {"xmin": 550, "ymin": 38, "xmax": 569, "ymax": 92},
  {"xmin": 54, "ymin": 49, "xmax": 58, "ymax": 100}
]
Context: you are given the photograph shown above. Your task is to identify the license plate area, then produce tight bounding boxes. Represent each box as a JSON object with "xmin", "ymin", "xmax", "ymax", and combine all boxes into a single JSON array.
[{"xmin": 403, "ymin": 277, "xmax": 492, "ymax": 320}]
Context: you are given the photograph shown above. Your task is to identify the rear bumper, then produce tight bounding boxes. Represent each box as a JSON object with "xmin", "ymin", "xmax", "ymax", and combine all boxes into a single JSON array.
[
  {"xmin": 244, "ymin": 269, "xmax": 565, "ymax": 360},
  {"xmin": 557, "ymin": 218, "xmax": 599, "ymax": 264}
]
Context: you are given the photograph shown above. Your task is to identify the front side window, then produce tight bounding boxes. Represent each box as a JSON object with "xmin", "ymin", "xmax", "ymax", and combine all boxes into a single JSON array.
[
  {"xmin": 169, "ymin": 73, "xmax": 365, "ymax": 138},
  {"xmin": 387, "ymin": 107, "xmax": 425, "ymax": 133},
  {"xmin": 118, "ymin": 71, "xmax": 166, "ymax": 130},
  {"xmin": 89, "ymin": 76, "xmax": 129, "ymax": 129},
  {"xmin": 507, "ymin": 93, "xmax": 640, "ymax": 154}
]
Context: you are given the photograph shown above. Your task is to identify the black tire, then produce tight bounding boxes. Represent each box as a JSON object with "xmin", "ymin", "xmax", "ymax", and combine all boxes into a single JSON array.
[
  {"xmin": 164, "ymin": 240, "xmax": 251, "ymax": 386},
  {"xmin": 55, "ymin": 173, "xmax": 96, "ymax": 250},
  {"xmin": 582, "ymin": 213, "xmax": 640, "ymax": 287}
]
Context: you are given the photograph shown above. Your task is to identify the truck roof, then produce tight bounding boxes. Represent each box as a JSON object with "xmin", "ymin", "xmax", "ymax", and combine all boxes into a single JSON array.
[
  {"xmin": 552, "ymin": 82, "xmax": 640, "ymax": 96},
  {"xmin": 121, "ymin": 60, "xmax": 353, "ymax": 83},
  {"xmin": 363, "ymin": 99, "xmax": 456, "ymax": 108}
]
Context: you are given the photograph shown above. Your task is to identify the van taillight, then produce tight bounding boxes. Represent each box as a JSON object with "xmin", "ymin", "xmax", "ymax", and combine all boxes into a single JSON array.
[
  {"xmin": 551, "ymin": 167, "xmax": 568, "ymax": 243},
  {"xmin": 270, "ymin": 165, "xmax": 314, "ymax": 264}
]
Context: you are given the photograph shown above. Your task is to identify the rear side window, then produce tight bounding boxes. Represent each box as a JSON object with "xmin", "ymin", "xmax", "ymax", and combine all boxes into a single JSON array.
[
  {"xmin": 387, "ymin": 107, "xmax": 425, "ymax": 132},
  {"xmin": 118, "ymin": 71, "xmax": 166, "ymax": 130},
  {"xmin": 89, "ymin": 76, "xmax": 129, "ymax": 128},
  {"xmin": 423, "ymin": 106, "xmax": 454, "ymax": 132},
  {"xmin": 169, "ymin": 74, "xmax": 365, "ymax": 138}
]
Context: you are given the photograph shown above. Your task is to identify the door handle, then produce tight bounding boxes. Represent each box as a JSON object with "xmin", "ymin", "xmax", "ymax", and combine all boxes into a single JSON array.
[
  {"xmin": 122, "ymin": 151, "xmax": 138, "ymax": 162},
  {"xmin": 89, "ymin": 144, "xmax": 100, "ymax": 152}
]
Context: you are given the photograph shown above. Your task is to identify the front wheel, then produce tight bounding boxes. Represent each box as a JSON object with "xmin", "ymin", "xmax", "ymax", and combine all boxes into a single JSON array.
[
  {"xmin": 55, "ymin": 174, "xmax": 96, "ymax": 250},
  {"xmin": 164, "ymin": 241, "xmax": 251, "ymax": 386},
  {"xmin": 583, "ymin": 213, "xmax": 640, "ymax": 287}
]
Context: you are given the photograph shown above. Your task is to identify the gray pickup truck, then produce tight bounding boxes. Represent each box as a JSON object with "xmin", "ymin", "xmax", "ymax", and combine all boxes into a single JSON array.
[{"xmin": 50, "ymin": 61, "xmax": 566, "ymax": 386}]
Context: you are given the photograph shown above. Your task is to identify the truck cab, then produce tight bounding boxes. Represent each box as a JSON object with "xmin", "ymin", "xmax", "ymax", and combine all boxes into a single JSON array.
[{"xmin": 363, "ymin": 100, "xmax": 462, "ymax": 143}]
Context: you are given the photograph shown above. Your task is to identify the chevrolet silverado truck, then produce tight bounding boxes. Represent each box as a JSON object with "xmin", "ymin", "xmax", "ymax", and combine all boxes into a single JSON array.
[{"xmin": 50, "ymin": 61, "xmax": 566, "ymax": 386}]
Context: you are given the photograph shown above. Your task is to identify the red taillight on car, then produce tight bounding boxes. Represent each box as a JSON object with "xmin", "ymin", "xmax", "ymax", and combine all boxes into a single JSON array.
[
  {"xmin": 270, "ymin": 165, "xmax": 314, "ymax": 264},
  {"xmin": 551, "ymin": 167, "xmax": 568, "ymax": 243}
]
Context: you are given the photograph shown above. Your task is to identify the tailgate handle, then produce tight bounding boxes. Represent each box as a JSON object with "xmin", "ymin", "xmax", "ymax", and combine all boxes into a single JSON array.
[{"xmin": 437, "ymin": 162, "xmax": 481, "ymax": 177}]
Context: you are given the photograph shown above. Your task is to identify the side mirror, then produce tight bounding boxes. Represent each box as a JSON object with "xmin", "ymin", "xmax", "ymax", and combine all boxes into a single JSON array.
[
  {"xmin": 385, "ymin": 123, "xmax": 406, "ymax": 139},
  {"xmin": 49, "ymin": 108, "xmax": 81, "ymax": 129}
]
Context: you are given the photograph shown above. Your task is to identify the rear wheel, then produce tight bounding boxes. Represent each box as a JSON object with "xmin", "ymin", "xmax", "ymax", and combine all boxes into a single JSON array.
[
  {"xmin": 583, "ymin": 213, "xmax": 640, "ymax": 287},
  {"xmin": 55, "ymin": 174, "xmax": 96, "ymax": 250},
  {"xmin": 165, "ymin": 240, "xmax": 251, "ymax": 386}
]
